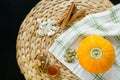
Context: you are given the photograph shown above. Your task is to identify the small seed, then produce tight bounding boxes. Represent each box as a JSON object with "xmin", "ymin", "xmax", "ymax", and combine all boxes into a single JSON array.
[
  {"xmin": 68, "ymin": 53, "xmax": 73, "ymax": 57},
  {"xmin": 67, "ymin": 57, "xmax": 73, "ymax": 63},
  {"xmin": 63, "ymin": 49, "xmax": 77, "ymax": 63}
]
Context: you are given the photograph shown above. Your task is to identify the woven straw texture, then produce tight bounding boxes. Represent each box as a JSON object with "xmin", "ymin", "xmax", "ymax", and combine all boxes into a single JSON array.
[{"xmin": 16, "ymin": 0, "xmax": 113, "ymax": 80}]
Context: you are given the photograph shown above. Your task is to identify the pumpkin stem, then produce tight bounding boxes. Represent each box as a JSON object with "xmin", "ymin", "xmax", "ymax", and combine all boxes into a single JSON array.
[{"xmin": 90, "ymin": 48, "xmax": 102, "ymax": 60}]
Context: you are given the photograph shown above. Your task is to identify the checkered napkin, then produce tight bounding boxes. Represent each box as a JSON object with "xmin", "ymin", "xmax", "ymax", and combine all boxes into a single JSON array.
[{"xmin": 49, "ymin": 4, "xmax": 120, "ymax": 80}]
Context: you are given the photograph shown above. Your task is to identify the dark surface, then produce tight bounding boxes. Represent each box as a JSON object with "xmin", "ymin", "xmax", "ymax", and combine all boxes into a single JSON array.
[
  {"xmin": 1, "ymin": 0, "xmax": 40, "ymax": 80},
  {"xmin": 1, "ymin": 0, "xmax": 119, "ymax": 80}
]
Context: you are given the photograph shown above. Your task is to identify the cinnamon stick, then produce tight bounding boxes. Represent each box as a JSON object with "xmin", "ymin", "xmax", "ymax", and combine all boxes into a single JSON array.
[
  {"xmin": 61, "ymin": 3, "xmax": 75, "ymax": 28},
  {"xmin": 70, "ymin": 9, "xmax": 85, "ymax": 21},
  {"xmin": 57, "ymin": 12, "xmax": 67, "ymax": 24}
]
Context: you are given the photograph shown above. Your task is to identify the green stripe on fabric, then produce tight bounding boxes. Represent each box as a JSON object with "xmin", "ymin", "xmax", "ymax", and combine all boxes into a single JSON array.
[
  {"xmin": 115, "ymin": 44, "xmax": 120, "ymax": 56},
  {"xmin": 91, "ymin": 15, "xmax": 109, "ymax": 37},
  {"xmin": 72, "ymin": 63, "xmax": 80, "ymax": 72},
  {"xmin": 91, "ymin": 16, "xmax": 104, "ymax": 30},
  {"xmin": 116, "ymin": 50, "xmax": 120, "ymax": 57},
  {"xmin": 114, "ymin": 36, "xmax": 120, "ymax": 46},
  {"xmin": 56, "ymin": 39, "xmax": 67, "ymax": 57},
  {"xmin": 116, "ymin": 45, "xmax": 120, "ymax": 50},
  {"xmin": 72, "ymin": 13, "xmax": 120, "ymax": 39},
  {"xmin": 76, "ymin": 67, "xmax": 82, "ymax": 75},
  {"xmin": 94, "ymin": 14, "xmax": 120, "ymax": 24},
  {"xmin": 93, "ymin": 74, "xmax": 106, "ymax": 80},
  {"xmin": 72, "ymin": 25, "xmax": 85, "ymax": 38},
  {"xmin": 73, "ymin": 24, "xmax": 96, "ymax": 38},
  {"xmin": 71, "ymin": 26, "xmax": 81, "ymax": 36},
  {"xmin": 116, "ymin": 36, "xmax": 120, "ymax": 42},
  {"xmin": 89, "ymin": 15, "xmax": 120, "ymax": 39},
  {"xmin": 96, "ymin": 8, "xmax": 120, "ymax": 18},
  {"xmin": 56, "ymin": 40, "xmax": 67, "ymax": 49},
  {"xmin": 114, "ymin": 60, "xmax": 120, "ymax": 71},
  {"xmin": 110, "ymin": 9, "xmax": 117, "ymax": 23},
  {"xmin": 110, "ymin": 8, "xmax": 118, "ymax": 23},
  {"xmin": 74, "ymin": 67, "xmax": 82, "ymax": 74},
  {"xmin": 116, "ymin": 45, "xmax": 120, "ymax": 56}
]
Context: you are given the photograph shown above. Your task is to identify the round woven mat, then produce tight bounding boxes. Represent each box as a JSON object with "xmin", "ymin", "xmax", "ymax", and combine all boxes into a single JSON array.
[{"xmin": 16, "ymin": 0, "xmax": 113, "ymax": 80}]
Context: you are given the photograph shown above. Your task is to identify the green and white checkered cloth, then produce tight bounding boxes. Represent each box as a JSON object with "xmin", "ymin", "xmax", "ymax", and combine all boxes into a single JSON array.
[{"xmin": 49, "ymin": 4, "xmax": 120, "ymax": 80}]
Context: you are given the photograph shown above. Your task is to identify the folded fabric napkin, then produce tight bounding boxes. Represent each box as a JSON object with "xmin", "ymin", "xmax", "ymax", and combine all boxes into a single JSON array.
[{"xmin": 49, "ymin": 4, "xmax": 120, "ymax": 80}]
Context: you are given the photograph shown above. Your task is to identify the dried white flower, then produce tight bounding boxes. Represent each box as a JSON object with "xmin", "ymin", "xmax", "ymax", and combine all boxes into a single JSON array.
[
  {"xmin": 37, "ymin": 18, "xmax": 57, "ymax": 36},
  {"xmin": 47, "ymin": 30, "xmax": 55, "ymax": 36},
  {"xmin": 43, "ymin": 28, "xmax": 50, "ymax": 35},
  {"xmin": 46, "ymin": 24, "xmax": 52, "ymax": 29},
  {"xmin": 51, "ymin": 26, "xmax": 57, "ymax": 31},
  {"xmin": 41, "ymin": 21, "xmax": 47, "ymax": 26},
  {"xmin": 39, "ymin": 25, "xmax": 43, "ymax": 29},
  {"xmin": 37, "ymin": 30, "xmax": 44, "ymax": 36}
]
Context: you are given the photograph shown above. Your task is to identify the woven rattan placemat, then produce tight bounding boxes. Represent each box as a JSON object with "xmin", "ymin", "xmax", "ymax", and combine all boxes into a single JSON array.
[{"xmin": 16, "ymin": 0, "xmax": 113, "ymax": 80}]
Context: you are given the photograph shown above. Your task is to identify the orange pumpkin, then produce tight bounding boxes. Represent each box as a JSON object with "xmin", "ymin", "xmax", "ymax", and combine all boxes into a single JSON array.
[{"xmin": 77, "ymin": 35, "xmax": 115, "ymax": 74}]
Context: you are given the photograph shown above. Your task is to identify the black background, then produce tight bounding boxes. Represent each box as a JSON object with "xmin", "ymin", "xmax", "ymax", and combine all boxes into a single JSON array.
[{"xmin": 1, "ymin": 0, "xmax": 119, "ymax": 80}]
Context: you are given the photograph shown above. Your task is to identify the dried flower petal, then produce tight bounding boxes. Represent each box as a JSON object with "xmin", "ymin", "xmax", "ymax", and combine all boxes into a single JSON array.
[
  {"xmin": 41, "ymin": 21, "xmax": 47, "ymax": 26},
  {"xmin": 51, "ymin": 26, "xmax": 57, "ymax": 31},
  {"xmin": 47, "ymin": 30, "xmax": 55, "ymax": 36},
  {"xmin": 37, "ymin": 30, "xmax": 44, "ymax": 36}
]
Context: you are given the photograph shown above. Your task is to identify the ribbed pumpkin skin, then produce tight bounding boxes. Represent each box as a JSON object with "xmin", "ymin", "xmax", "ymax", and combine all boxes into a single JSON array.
[{"xmin": 77, "ymin": 35, "xmax": 115, "ymax": 74}]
